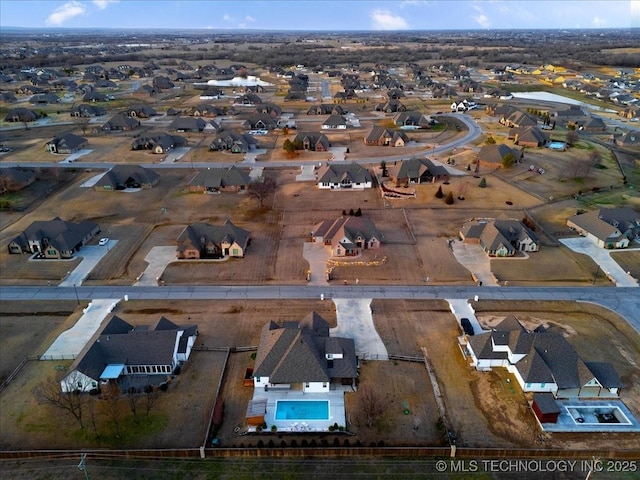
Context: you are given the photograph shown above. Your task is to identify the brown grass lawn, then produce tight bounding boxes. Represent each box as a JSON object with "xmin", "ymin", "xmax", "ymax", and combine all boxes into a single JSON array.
[
  {"xmin": 1, "ymin": 288, "xmax": 639, "ymax": 451},
  {"xmin": 610, "ymin": 250, "xmax": 640, "ymax": 279}
]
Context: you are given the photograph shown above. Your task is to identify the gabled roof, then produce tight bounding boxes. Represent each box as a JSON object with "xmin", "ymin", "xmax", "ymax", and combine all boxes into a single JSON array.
[
  {"xmin": 365, "ymin": 127, "xmax": 408, "ymax": 144},
  {"xmin": 94, "ymin": 165, "xmax": 160, "ymax": 189},
  {"xmin": 67, "ymin": 315, "xmax": 197, "ymax": 382},
  {"xmin": 470, "ymin": 316, "xmax": 621, "ymax": 391},
  {"xmin": 293, "ymin": 132, "xmax": 330, "ymax": 149},
  {"xmin": 322, "ymin": 114, "xmax": 347, "ymax": 127},
  {"xmin": 316, "ymin": 162, "xmax": 371, "ymax": 184},
  {"xmin": 177, "ymin": 220, "xmax": 250, "ymax": 252},
  {"xmin": 253, "ymin": 313, "xmax": 357, "ymax": 384},
  {"xmin": 477, "ymin": 143, "xmax": 523, "ymax": 164},
  {"xmin": 387, "ymin": 157, "xmax": 448, "ymax": 181},
  {"xmin": 188, "ymin": 166, "xmax": 251, "ymax": 189},
  {"xmin": 567, "ymin": 207, "xmax": 639, "ymax": 241},
  {"xmin": 313, "ymin": 216, "xmax": 382, "ymax": 247},
  {"xmin": 10, "ymin": 217, "xmax": 99, "ymax": 253},
  {"xmin": 168, "ymin": 116, "xmax": 206, "ymax": 132},
  {"xmin": 103, "ymin": 113, "xmax": 139, "ymax": 130},
  {"xmin": 461, "ymin": 219, "xmax": 538, "ymax": 252},
  {"xmin": 45, "ymin": 132, "xmax": 87, "ymax": 150}
]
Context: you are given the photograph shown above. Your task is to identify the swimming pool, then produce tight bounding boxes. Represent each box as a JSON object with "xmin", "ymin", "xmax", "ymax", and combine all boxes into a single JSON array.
[
  {"xmin": 548, "ymin": 141, "xmax": 566, "ymax": 150},
  {"xmin": 275, "ymin": 400, "xmax": 329, "ymax": 420}
]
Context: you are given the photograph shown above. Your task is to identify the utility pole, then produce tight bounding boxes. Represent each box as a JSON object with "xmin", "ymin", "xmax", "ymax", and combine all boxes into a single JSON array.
[{"xmin": 73, "ymin": 283, "xmax": 80, "ymax": 305}]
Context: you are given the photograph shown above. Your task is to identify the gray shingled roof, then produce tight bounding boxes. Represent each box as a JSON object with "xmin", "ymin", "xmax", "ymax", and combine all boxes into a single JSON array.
[
  {"xmin": 176, "ymin": 220, "xmax": 250, "ymax": 253},
  {"xmin": 567, "ymin": 207, "xmax": 639, "ymax": 242},
  {"xmin": 11, "ymin": 217, "xmax": 99, "ymax": 253},
  {"xmin": 313, "ymin": 216, "xmax": 382, "ymax": 247},
  {"xmin": 253, "ymin": 313, "xmax": 357, "ymax": 384},
  {"xmin": 316, "ymin": 162, "xmax": 371, "ymax": 185},
  {"xmin": 188, "ymin": 166, "xmax": 251, "ymax": 189},
  {"xmin": 94, "ymin": 165, "xmax": 160, "ymax": 189}
]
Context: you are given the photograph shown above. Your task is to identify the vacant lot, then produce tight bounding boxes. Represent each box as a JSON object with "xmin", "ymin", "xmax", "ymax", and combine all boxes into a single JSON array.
[{"xmin": 2, "ymin": 299, "xmax": 637, "ymax": 452}]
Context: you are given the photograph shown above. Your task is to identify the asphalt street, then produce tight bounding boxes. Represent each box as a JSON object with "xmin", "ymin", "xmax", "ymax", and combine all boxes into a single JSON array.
[{"xmin": 2, "ymin": 285, "xmax": 638, "ymax": 333}]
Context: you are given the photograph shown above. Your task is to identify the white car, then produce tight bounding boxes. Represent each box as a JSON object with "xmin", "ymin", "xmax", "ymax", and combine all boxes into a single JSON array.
[{"xmin": 98, "ymin": 238, "xmax": 109, "ymax": 246}]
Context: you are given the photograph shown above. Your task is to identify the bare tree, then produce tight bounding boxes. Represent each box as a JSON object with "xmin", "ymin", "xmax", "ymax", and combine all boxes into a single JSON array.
[
  {"xmin": 143, "ymin": 387, "xmax": 159, "ymax": 419},
  {"xmin": 34, "ymin": 376, "xmax": 88, "ymax": 430},
  {"xmin": 357, "ymin": 384, "xmax": 387, "ymax": 428},
  {"xmin": 566, "ymin": 129, "xmax": 579, "ymax": 147},
  {"xmin": 99, "ymin": 383, "xmax": 125, "ymax": 437},
  {"xmin": 248, "ymin": 176, "xmax": 278, "ymax": 207},
  {"xmin": 72, "ymin": 115, "xmax": 91, "ymax": 135},
  {"xmin": 584, "ymin": 151, "xmax": 602, "ymax": 177}
]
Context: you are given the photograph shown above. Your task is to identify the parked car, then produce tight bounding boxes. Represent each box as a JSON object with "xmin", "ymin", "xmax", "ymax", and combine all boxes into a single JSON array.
[
  {"xmin": 460, "ymin": 318, "xmax": 474, "ymax": 336},
  {"xmin": 98, "ymin": 237, "xmax": 109, "ymax": 246}
]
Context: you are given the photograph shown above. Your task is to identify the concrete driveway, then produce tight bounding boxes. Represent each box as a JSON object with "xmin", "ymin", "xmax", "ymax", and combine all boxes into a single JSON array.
[
  {"xmin": 446, "ymin": 298, "xmax": 487, "ymax": 335},
  {"xmin": 331, "ymin": 298, "xmax": 388, "ymax": 361},
  {"xmin": 41, "ymin": 298, "xmax": 120, "ymax": 360},
  {"xmin": 560, "ymin": 237, "xmax": 639, "ymax": 287},
  {"xmin": 164, "ymin": 146, "xmax": 190, "ymax": 163},
  {"xmin": 134, "ymin": 246, "xmax": 176, "ymax": 286},
  {"xmin": 59, "ymin": 241, "xmax": 118, "ymax": 287},
  {"xmin": 450, "ymin": 239, "xmax": 498, "ymax": 286},
  {"xmin": 302, "ymin": 241, "xmax": 330, "ymax": 285},
  {"xmin": 296, "ymin": 164, "xmax": 316, "ymax": 181}
]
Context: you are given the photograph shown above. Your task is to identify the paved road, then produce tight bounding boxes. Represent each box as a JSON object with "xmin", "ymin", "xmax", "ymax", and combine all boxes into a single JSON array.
[
  {"xmin": 0, "ymin": 114, "xmax": 482, "ymax": 171},
  {"xmin": 2, "ymin": 285, "xmax": 638, "ymax": 332}
]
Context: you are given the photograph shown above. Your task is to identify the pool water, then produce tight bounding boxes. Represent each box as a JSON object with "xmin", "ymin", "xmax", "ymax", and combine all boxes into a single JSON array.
[
  {"xmin": 548, "ymin": 141, "xmax": 566, "ymax": 150},
  {"xmin": 275, "ymin": 400, "xmax": 329, "ymax": 420}
]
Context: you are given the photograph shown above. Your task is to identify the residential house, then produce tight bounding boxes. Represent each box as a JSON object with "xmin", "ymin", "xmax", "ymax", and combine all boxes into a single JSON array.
[
  {"xmin": 123, "ymin": 105, "xmax": 157, "ymax": 118},
  {"xmin": 566, "ymin": 207, "xmax": 639, "ymax": 249},
  {"xmin": 252, "ymin": 312, "xmax": 358, "ymax": 393},
  {"xmin": 284, "ymin": 91, "xmax": 307, "ymax": 101},
  {"xmin": 575, "ymin": 117, "xmax": 607, "ymax": 132},
  {"xmin": 209, "ymin": 132, "xmax": 258, "ymax": 153},
  {"xmin": 253, "ymin": 104, "xmax": 282, "ymax": 119},
  {"xmin": 322, "ymin": 114, "xmax": 348, "ymax": 130},
  {"xmin": 0, "ymin": 168, "xmax": 36, "ymax": 194},
  {"xmin": 293, "ymin": 132, "xmax": 331, "ymax": 151},
  {"xmin": 4, "ymin": 107, "xmax": 41, "ymax": 123},
  {"xmin": 8, "ymin": 217, "xmax": 100, "ymax": 259},
  {"xmin": 131, "ymin": 133, "xmax": 186, "ymax": 154},
  {"xmin": 316, "ymin": 162, "xmax": 372, "ymax": 190},
  {"xmin": 387, "ymin": 157, "xmax": 449, "ymax": 186},
  {"xmin": 45, "ymin": 133, "xmax": 88, "ymax": 154},
  {"xmin": 500, "ymin": 109, "xmax": 538, "ymax": 128},
  {"xmin": 93, "ymin": 165, "xmax": 160, "ymax": 191},
  {"xmin": 364, "ymin": 127, "xmax": 409, "ymax": 147},
  {"xmin": 241, "ymin": 113, "xmax": 278, "ymax": 130},
  {"xmin": 70, "ymin": 104, "xmax": 105, "ymax": 117},
  {"xmin": 393, "ymin": 111, "xmax": 435, "ymax": 128},
  {"xmin": 312, "ymin": 215, "xmax": 382, "ymax": 256},
  {"xmin": 509, "ymin": 126, "xmax": 548, "ymax": 147},
  {"xmin": 614, "ymin": 131, "xmax": 639, "ymax": 147},
  {"xmin": 192, "ymin": 104, "xmax": 225, "ymax": 117},
  {"xmin": 236, "ymin": 93, "xmax": 263, "ymax": 105},
  {"xmin": 461, "ymin": 316, "xmax": 620, "ymax": 399},
  {"xmin": 477, "ymin": 143, "xmax": 524, "ymax": 165},
  {"xmin": 61, "ymin": 315, "xmax": 197, "ymax": 393},
  {"xmin": 83, "ymin": 92, "xmax": 108, "ymax": 102},
  {"xmin": 28, "ymin": 93, "xmax": 58, "ymax": 105},
  {"xmin": 168, "ymin": 116, "xmax": 206, "ymax": 132},
  {"xmin": 188, "ymin": 166, "xmax": 251, "ymax": 193},
  {"xmin": 152, "ymin": 76, "xmax": 174, "ymax": 90},
  {"xmin": 460, "ymin": 218, "xmax": 539, "ymax": 256},
  {"xmin": 0, "ymin": 92, "xmax": 17, "ymax": 103},
  {"xmin": 176, "ymin": 220, "xmax": 250, "ymax": 259},
  {"xmin": 102, "ymin": 113, "xmax": 140, "ymax": 132},
  {"xmin": 375, "ymin": 99, "xmax": 406, "ymax": 113},
  {"xmin": 306, "ymin": 104, "xmax": 345, "ymax": 116}
]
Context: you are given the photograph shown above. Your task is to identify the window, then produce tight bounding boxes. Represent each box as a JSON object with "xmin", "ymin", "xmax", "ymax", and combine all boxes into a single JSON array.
[
  {"xmin": 91, "ymin": 381, "xmax": 97, "ymax": 387},
  {"xmin": 323, "ymin": 383, "xmax": 327, "ymax": 388},
  {"xmin": 232, "ymin": 248, "xmax": 239, "ymax": 256},
  {"xmin": 305, "ymin": 382, "xmax": 310, "ymax": 388},
  {"xmin": 541, "ymin": 383, "xmax": 546, "ymax": 388},
  {"xmin": 255, "ymin": 377, "xmax": 260, "ymax": 382}
]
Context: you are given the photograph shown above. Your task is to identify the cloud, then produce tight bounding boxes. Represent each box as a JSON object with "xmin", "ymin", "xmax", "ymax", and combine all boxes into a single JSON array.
[
  {"xmin": 400, "ymin": 0, "xmax": 430, "ymax": 7},
  {"xmin": 223, "ymin": 14, "xmax": 233, "ymax": 22},
  {"xmin": 45, "ymin": 1, "xmax": 86, "ymax": 26},
  {"xmin": 93, "ymin": 0, "xmax": 118, "ymax": 9},
  {"xmin": 370, "ymin": 9, "xmax": 409, "ymax": 30},
  {"xmin": 592, "ymin": 16, "xmax": 607, "ymax": 27},
  {"xmin": 245, "ymin": 15, "xmax": 256, "ymax": 23},
  {"xmin": 471, "ymin": 4, "xmax": 491, "ymax": 28}
]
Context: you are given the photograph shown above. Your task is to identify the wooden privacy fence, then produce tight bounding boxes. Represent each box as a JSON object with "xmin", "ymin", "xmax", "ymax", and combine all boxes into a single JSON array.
[{"xmin": 1, "ymin": 446, "xmax": 638, "ymax": 460}]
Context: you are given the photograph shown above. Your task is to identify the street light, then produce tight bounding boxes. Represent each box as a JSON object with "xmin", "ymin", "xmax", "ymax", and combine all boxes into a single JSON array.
[{"xmin": 73, "ymin": 283, "xmax": 80, "ymax": 305}]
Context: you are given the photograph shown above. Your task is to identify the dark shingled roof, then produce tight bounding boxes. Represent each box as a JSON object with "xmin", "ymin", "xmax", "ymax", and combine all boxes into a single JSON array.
[{"xmin": 253, "ymin": 312, "xmax": 357, "ymax": 384}]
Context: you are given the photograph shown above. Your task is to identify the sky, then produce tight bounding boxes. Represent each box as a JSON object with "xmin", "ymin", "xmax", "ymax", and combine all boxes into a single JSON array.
[{"xmin": 0, "ymin": 0, "xmax": 638, "ymax": 31}]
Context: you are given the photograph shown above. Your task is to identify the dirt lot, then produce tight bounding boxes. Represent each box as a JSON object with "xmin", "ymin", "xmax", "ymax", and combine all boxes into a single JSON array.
[{"xmin": 1, "ymin": 299, "xmax": 638, "ymax": 453}]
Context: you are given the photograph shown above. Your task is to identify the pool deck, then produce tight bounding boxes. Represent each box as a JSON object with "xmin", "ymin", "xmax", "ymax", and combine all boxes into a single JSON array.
[
  {"xmin": 540, "ymin": 399, "xmax": 640, "ymax": 432},
  {"xmin": 250, "ymin": 387, "xmax": 349, "ymax": 432}
]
